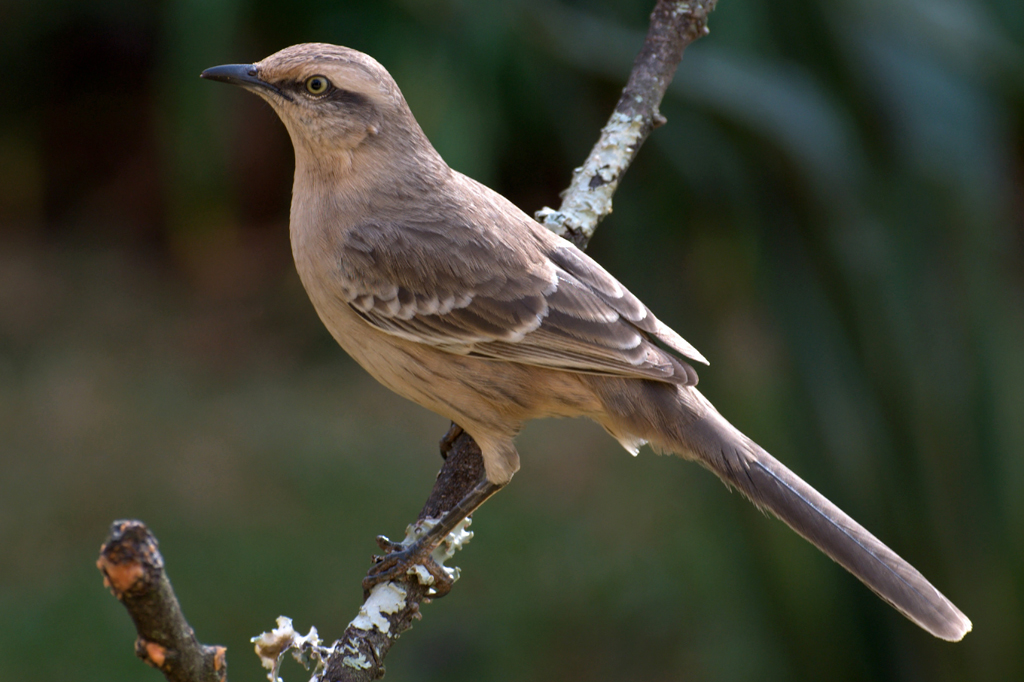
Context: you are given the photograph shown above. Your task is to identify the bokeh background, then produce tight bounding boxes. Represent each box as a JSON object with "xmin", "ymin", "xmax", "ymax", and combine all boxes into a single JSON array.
[{"xmin": 2, "ymin": 0, "xmax": 1022, "ymax": 680}]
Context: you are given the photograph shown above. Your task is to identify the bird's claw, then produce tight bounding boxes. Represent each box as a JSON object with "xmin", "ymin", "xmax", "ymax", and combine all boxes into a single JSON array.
[{"xmin": 373, "ymin": 534, "xmax": 405, "ymax": 554}]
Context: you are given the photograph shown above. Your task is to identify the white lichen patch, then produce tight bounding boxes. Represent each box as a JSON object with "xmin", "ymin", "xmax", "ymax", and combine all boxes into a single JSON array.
[
  {"xmin": 350, "ymin": 582, "xmax": 408, "ymax": 635},
  {"xmin": 252, "ymin": 616, "xmax": 323, "ymax": 682},
  {"xmin": 537, "ymin": 111, "xmax": 646, "ymax": 242},
  {"xmin": 672, "ymin": 2, "xmax": 693, "ymax": 17},
  {"xmin": 341, "ymin": 641, "xmax": 373, "ymax": 671},
  {"xmin": 431, "ymin": 516, "xmax": 473, "ymax": 572},
  {"xmin": 409, "ymin": 564, "xmax": 435, "ymax": 585},
  {"xmin": 253, "ymin": 616, "xmax": 297, "ymax": 677}
]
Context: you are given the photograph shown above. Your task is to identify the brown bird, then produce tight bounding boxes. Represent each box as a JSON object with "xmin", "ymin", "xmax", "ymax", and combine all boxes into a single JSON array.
[{"xmin": 202, "ymin": 43, "xmax": 971, "ymax": 641}]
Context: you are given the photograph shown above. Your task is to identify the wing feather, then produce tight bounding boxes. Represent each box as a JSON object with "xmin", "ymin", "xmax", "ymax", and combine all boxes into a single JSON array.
[{"xmin": 336, "ymin": 215, "xmax": 704, "ymax": 385}]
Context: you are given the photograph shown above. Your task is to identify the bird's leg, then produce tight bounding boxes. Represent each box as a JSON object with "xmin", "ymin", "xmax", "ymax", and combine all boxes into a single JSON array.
[
  {"xmin": 438, "ymin": 422, "xmax": 464, "ymax": 459},
  {"xmin": 363, "ymin": 475, "xmax": 503, "ymax": 597}
]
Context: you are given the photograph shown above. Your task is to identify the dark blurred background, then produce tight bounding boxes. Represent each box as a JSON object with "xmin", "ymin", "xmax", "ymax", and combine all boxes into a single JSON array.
[{"xmin": 1, "ymin": 0, "xmax": 1022, "ymax": 680}]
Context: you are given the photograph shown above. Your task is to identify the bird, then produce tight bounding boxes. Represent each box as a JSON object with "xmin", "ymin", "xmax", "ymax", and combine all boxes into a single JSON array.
[{"xmin": 201, "ymin": 43, "xmax": 971, "ymax": 641}]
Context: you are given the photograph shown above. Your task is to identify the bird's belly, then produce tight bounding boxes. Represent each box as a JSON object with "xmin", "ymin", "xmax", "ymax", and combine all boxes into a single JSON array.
[{"xmin": 303, "ymin": 284, "xmax": 603, "ymax": 431}]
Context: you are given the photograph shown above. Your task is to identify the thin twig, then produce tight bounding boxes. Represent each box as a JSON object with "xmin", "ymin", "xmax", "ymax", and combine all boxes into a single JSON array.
[
  {"xmin": 537, "ymin": 0, "xmax": 718, "ymax": 247},
  {"xmin": 98, "ymin": 520, "xmax": 226, "ymax": 682}
]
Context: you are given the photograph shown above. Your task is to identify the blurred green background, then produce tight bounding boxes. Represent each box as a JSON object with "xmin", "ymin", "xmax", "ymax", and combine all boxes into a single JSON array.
[{"xmin": 1, "ymin": 0, "xmax": 1022, "ymax": 680}]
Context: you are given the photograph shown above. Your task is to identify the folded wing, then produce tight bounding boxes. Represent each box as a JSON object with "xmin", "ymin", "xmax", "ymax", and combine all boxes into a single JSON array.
[{"xmin": 336, "ymin": 217, "xmax": 705, "ymax": 385}]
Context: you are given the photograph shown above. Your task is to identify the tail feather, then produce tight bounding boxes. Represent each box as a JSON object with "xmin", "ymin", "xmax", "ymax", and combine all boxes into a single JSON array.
[
  {"xmin": 684, "ymin": 407, "xmax": 972, "ymax": 641},
  {"xmin": 596, "ymin": 379, "xmax": 972, "ymax": 641}
]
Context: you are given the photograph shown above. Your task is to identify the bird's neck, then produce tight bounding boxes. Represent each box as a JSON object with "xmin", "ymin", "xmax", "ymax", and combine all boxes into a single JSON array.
[{"xmin": 291, "ymin": 125, "xmax": 451, "ymax": 218}]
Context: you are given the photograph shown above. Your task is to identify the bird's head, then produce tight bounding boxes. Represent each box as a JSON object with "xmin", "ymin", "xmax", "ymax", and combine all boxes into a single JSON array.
[{"xmin": 202, "ymin": 43, "xmax": 429, "ymax": 169}]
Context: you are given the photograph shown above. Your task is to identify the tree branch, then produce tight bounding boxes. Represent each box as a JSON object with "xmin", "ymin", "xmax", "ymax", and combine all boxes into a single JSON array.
[{"xmin": 98, "ymin": 520, "xmax": 227, "ymax": 682}]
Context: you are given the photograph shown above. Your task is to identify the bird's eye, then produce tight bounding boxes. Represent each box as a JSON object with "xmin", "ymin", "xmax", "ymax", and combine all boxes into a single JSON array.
[{"xmin": 305, "ymin": 75, "xmax": 331, "ymax": 95}]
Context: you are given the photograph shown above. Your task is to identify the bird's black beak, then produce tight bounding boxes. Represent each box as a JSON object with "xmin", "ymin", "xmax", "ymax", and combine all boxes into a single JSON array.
[{"xmin": 200, "ymin": 63, "xmax": 290, "ymax": 100}]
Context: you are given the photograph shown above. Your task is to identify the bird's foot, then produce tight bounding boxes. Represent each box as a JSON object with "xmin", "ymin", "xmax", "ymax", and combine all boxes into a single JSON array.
[
  {"xmin": 362, "ymin": 482, "xmax": 488, "ymax": 599},
  {"xmin": 362, "ymin": 525, "xmax": 460, "ymax": 598}
]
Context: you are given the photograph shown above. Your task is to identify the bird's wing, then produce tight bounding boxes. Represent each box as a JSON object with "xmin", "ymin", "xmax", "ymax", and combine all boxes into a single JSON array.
[{"xmin": 336, "ymin": 216, "xmax": 706, "ymax": 385}]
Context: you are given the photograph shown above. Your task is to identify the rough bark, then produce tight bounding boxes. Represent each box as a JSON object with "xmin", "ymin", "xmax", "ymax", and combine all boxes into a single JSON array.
[{"xmin": 98, "ymin": 520, "xmax": 227, "ymax": 682}]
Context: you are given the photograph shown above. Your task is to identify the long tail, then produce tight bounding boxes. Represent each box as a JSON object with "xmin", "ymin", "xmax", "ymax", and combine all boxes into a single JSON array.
[{"xmin": 597, "ymin": 381, "xmax": 972, "ymax": 641}]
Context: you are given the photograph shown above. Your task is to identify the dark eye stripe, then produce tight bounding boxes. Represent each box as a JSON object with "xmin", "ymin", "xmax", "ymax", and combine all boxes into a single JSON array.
[
  {"xmin": 327, "ymin": 88, "xmax": 369, "ymax": 107},
  {"xmin": 290, "ymin": 80, "xmax": 369, "ymax": 110}
]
